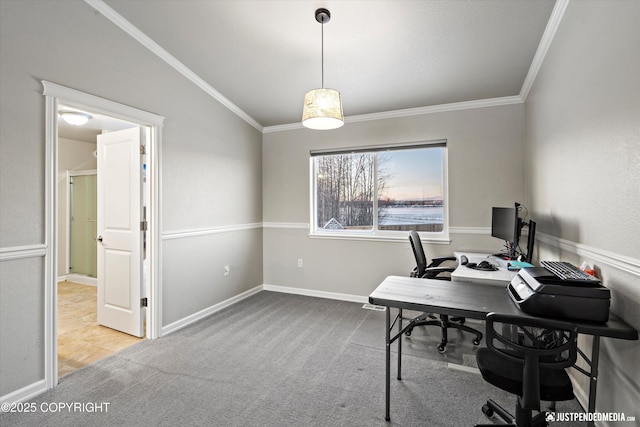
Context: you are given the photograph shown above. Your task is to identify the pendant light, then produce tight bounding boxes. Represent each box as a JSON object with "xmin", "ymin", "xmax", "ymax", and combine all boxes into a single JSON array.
[{"xmin": 302, "ymin": 8, "xmax": 344, "ymax": 130}]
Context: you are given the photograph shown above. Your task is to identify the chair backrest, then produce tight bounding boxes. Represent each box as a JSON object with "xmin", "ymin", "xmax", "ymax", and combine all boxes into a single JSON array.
[
  {"xmin": 484, "ymin": 313, "xmax": 578, "ymax": 410},
  {"xmin": 408, "ymin": 230, "xmax": 427, "ymax": 277}
]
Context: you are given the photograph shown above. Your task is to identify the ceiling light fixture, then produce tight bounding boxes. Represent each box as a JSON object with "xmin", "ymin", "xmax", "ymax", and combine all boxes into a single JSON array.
[
  {"xmin": 302, "ymin": 8, "xmax": 344, "ymax": 130},
  {"xmin": 59, "ymin": 111, "xmax": 92, "ymax": 126}
]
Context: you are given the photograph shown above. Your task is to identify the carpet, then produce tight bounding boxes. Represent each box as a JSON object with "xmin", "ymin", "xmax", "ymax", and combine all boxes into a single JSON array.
[
  {"xmin": 1, "ymin": 291, "xmax": 586, "ymax": 427},
  {"xmin": 351, "ymin": 307, "xmax": 481, "ymax": 368}
]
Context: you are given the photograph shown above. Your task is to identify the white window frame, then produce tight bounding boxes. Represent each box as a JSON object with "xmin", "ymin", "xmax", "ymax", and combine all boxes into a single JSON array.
[{"xmin": 309, "ymin": 140, "xmax": 450, "ymax": 243}]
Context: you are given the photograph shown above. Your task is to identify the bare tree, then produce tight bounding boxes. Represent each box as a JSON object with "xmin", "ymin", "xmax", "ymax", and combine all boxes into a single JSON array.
[{"xmin": 315, "ymin": 153, "xmax": 390, "ymax": 229}]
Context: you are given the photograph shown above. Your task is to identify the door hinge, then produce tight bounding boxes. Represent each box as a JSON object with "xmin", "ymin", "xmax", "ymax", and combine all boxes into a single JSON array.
[
  {"xmin": 140, "ymin": 220, "xmax": 148, "ymax": 231},
  {"xmin": 141, "ymin": 297, "xmax": 148, "ymax": 307},
  {"xmin": 140, "ymin": 145, "xmax": 146, "ymax": 155}
]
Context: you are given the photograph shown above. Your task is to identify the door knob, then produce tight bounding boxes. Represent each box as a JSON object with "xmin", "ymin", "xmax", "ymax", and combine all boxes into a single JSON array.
[{"xmin": 97, "ymin": 236, "xmax": 103, "ymax": 242}]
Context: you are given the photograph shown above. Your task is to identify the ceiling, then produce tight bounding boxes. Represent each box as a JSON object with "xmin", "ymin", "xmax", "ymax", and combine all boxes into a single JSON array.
[
  {"xmin": 92, "ymin": 0, "xmax": 557, "ymax": 130},
  {"xmin": 58, "ymin": 104, "xmax": 138, "ymax": 141}
]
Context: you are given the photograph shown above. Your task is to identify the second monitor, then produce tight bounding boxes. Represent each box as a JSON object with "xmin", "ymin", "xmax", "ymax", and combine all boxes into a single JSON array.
[{"xmin": 491, "ymin": 203, "xmax": 536, "ymax": 263}]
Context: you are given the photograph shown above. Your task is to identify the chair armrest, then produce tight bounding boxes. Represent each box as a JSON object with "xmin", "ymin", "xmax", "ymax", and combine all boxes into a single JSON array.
[
  {"xmin": 422, "ymin": 266, "xmax": 456, "ymax": 280},
  {"xmin": 429, "ymin": 256, "xmax": 457, "ymax": 267}
]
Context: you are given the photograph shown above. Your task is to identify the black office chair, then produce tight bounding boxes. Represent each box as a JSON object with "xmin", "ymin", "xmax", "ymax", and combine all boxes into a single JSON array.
[
  {"xmin": 475, "ymin": 313, "xmax": 578, "ymax": 427},
  {"xmin": 406, "ymin": 230, "xmax": 483, "ymax": 352}
]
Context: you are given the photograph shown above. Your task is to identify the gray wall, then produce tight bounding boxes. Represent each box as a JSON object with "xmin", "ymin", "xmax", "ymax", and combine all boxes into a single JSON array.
[
  {"xmin": 263, "ymin": 104, "xmax": 526, "ymax": 297},
  {"xmin": 525, "ymin": 0, "xmax": 640, "ymax": 415},
  {"xmin": 0, "ymin": 0, "xmax": 262, "ymax": 396},
  {"xmin": 3, "ymin": 0, "xmax": 638, "ymax": 418}
]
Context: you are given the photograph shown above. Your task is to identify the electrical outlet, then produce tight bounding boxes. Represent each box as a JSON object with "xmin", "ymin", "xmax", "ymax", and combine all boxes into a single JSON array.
[
  {"xmin": 298, "ymin": 259, "xmax": 303, "ymax": 268},
  {"xmin": 224, "ymin": 265, "xmax": 230, "ymax": 276}
]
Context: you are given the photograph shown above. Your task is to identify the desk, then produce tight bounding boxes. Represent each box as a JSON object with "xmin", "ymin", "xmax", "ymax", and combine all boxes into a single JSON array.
[
  {"xmin": 369, "ymin": 275, "xmax": 638, "ymax": 424},
  {"xmin": 451, "ymin": 252, "xmax": 517, "ymax": 286}
]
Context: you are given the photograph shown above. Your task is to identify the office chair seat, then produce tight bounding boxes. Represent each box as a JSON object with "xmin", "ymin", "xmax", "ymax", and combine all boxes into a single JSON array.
[
  {"xmin": 476, "ymin": 347, "xmax": 574, "ymax": 402},
  {"xmin": 475, "ymin": 313, "xmax": 578, "ymax": 427}
]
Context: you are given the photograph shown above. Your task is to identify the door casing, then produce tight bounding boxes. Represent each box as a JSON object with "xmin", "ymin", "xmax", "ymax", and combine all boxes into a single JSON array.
[{"xmin": 43, "ymin": 81, "xmax": 164, "ymax": 389}]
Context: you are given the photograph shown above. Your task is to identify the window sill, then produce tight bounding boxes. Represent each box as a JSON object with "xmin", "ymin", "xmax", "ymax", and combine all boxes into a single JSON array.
[{"xmin": 308, "ymin": 231, "xmax": 451, "ymax": 244}]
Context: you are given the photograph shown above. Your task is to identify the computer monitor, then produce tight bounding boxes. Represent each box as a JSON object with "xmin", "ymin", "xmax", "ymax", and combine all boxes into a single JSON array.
[
  {"xmin": 491, "ymin": 204, "xmax": 521, "ymax": 259},
  {"xmin": 525, "ymin": 220, "xmax": 536, "ymax": 264}
]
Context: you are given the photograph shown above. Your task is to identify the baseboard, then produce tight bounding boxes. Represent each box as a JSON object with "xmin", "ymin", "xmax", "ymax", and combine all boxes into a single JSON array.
[
  {"xmin": 569, "ymin": 379, "xmax": 610, "ymax": 427},
  {"xmin": 262, "ymin": 284, "xmax": 368, "ymax": 304},
  {"xmin": 570, "ymin": 376, "xmax": 590, "ymax": 415},
  {"xmin": 161, "ymin": 283, "xmax": 366, "ymax": 340},
  {"xmin": 58, "ymin": 274, "xmax": 97, "ymax": 286},
  {"xmin": 0, "ymin": 380, "xmax": 47, "ymax": 408},
  {"xmin": 160, "ymin": 285, "xmax": 263, "ymax": 336}
]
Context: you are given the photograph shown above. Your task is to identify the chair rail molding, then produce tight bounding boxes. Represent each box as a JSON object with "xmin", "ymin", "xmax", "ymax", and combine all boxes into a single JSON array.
[
  {"xmin": 536, "ymin": 232, "xmax": 640, "ymax": 277},
  {"xmin": 162, "ymin": 223, "xmax": 263, "ymax": 240},
  {"xmin": 0, "ymin": 244, "xmax": 47, "ymax": 262}
]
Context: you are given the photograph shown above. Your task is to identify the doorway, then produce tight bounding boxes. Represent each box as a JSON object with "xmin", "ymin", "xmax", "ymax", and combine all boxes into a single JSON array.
[
  {"xmin": 44, "ymin": 81, "xmax": 163, "ymax": 388},
  {"xmin": 57, "ymin": 107, "xmax": 143, "ymax": 377}
]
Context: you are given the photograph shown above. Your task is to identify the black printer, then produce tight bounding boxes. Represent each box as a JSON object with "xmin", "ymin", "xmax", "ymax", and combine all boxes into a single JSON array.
[{"xmin": 508, "ymin": 267, "xmax": 610, "ymax": 323}]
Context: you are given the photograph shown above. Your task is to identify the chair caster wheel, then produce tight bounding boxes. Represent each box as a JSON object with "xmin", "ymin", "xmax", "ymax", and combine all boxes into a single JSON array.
[
  {"xmin": 482, "ymin": 404, "xmax": 494, "ymax": 417},
  {"xmin": 437, "ymin": 344, "xmax": 446, "ymax": 353},
  {"xmin": 473, "ymin": 339, "xmax": 481, "ymax": 346}
]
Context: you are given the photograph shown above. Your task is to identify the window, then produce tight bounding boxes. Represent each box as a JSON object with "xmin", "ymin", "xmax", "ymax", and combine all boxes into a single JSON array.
[{"xmin": 311, "ymin": 142, "xmax": 446, "ymax": 238}]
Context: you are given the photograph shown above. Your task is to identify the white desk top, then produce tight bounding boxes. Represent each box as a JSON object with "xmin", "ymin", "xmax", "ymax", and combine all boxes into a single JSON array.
[{"xmin": 451, "ymin": 252, "xmax": 517, "ymax": 286}]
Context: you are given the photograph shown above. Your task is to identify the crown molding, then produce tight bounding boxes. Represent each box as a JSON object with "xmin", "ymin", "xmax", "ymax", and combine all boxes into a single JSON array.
[
  {"xmin": 519, "ymin": 0, "xmax": 570, "ymax": 100},
  {"xmin": 263, "ymin": 96, "xmax": 524, "ymax": 133},
  {"xmin": 84, "ymin": 0, "xmax": 263, "ymax": 133},
  {"xmin": 86, "ymin": 0, "xmax": 567, "ymax": 135}
]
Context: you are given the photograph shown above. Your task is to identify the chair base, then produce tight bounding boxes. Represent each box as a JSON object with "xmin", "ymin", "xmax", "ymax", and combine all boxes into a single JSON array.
[
  {"xmin": 404, "ymin": 313, "xmax": 483, "ymax": 353},
  {"xmin": 474, "ymin": 399, "xmax": 553, "ymax": 427}
]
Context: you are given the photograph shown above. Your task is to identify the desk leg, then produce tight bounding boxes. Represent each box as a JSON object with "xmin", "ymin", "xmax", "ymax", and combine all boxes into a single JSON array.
[
  {"xmin": 586, "ymin": 336, "xmax": 600, "ymax": 427},
  {"xmin": 385, "ymin": 306, "xmax": 391, "ymax": 422},
  {"xmin": 397, "ymin": 308, "xmax": 403, "ymax": 381}
]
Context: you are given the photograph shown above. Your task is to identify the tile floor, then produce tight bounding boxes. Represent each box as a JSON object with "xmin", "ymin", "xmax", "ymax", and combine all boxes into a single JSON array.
[{"xmin": 57, "ymin": 281, "xmax": 143, "ymax": 377}]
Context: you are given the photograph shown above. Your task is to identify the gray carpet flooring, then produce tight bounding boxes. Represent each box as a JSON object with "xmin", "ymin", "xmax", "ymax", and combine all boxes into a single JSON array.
[
  {"xmin": 1, "ymin": 291, "xmax": 585, "ymax": 426},
  {"xmin": 351, "ymin": 308, "xmax": 481, "ymax": 367}
]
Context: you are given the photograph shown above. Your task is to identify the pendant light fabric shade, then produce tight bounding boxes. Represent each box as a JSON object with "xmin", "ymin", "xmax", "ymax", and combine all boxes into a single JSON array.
[
  {"xmin": 302, "ymin": 88, "xmax": 344, "ymax": 130},
  {"xmin": 302, "ymin": 8, "xmax": 344, "ymax": 130}
]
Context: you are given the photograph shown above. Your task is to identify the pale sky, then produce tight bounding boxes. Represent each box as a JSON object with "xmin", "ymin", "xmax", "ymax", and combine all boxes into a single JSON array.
[{"xmin": 379, "ymin": 147, "xmax": 444, "ymax": 201}]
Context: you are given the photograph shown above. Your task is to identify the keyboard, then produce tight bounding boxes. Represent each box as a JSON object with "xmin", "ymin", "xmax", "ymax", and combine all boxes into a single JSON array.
[{"xmin": 540, "ymin": 261, "xmax": 601, "ymax": 284}]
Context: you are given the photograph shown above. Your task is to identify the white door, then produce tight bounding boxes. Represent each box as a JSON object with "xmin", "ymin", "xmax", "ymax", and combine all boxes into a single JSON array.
[{"xmin": 97, "ymin": 127, "xmax": 144, "ymax": 337}]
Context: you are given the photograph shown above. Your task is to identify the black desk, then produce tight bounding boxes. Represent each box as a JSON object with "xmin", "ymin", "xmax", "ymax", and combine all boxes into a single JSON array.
[{"xmin": 369, "ymin": 275, "xmax": 638, "ymax": 424}]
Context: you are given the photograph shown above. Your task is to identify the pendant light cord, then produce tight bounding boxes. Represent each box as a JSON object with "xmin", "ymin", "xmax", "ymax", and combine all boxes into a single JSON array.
[{"xmin": 321, "ymin": 19, "xmax": 325, "ymax": 88}]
